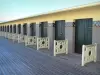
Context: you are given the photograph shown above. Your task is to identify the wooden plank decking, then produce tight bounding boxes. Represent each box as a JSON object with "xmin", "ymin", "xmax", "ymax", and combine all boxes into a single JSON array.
[{"xmin": 0, "ymin": 37, "xmax": 100, "ymax": 75}]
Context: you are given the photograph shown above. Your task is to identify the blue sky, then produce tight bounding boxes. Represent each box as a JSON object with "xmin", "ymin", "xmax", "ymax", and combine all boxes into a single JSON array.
[{"xmin": 0, "ymin": 0, "xmax": 100, "ymax": 22}]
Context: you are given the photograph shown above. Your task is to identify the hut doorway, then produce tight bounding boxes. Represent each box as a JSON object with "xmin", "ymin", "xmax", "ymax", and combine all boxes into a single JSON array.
[
  {"xmin": 13, "ymin": 25, "xmax": 16, "ymax": 33},
  {"xmin": 30, "ymin": 23, "xmax": 36, "ymax": 36},
  {"xmin": 7, "ymin": 26, "xmax": 9, "ymax": 32},
  {"xmin": 54, "ymin": 20, "xmax": 65, "ymax": 40},
  {"xmin": 23, "ymin": 23, "xmax": 27, "ymax": 35},
  {"xmin": 18, "ymin": 24, "xmax": 21, "ymax": 34},
  {"xmin": 39, "ymin": 22, "xmax": 48, "ymax": 37},
  {"xmin": 10, "ymin": 25, "xmax": 12, "ymax": 33},
  {"xmin": 75, "ymin": 18, "xmax": 92, "ymax": 54}
]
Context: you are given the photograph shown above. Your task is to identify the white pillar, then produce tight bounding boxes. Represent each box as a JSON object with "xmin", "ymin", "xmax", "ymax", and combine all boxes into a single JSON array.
[
  {"xmin": 16, "ymin": 25, "xmax": 18, "ymax": 34},
  {"xmin": 21, "ymin": 24, "xmax": 24, "ymax": 35},
  {"xmin": 48, "ymin": 22, "xmax": 54, "ymax": 55},
  {"xmin": 36, "ymin": 23, "xmax": 40, "ymax": 37},
  {"xmin": 27, "ymin": 23, "xmax": 30, "ymax": 36},
  {"xmin": 82, "ymin": 45, "xmax": 85, "ymax": 66}
]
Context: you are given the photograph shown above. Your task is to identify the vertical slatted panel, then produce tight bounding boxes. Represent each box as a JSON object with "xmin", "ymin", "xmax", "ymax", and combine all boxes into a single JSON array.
[
  {"xmin": 55, "ymin": 20, "xmax": 65, "ymax": 40},
  {"xmin": 18, "ymin": 24, "xmax": 21, "ymax": 34},
  {"xmin": 1, "ymin": 26, "xmax": 2, "ymax": 31},
  {"xmin": 43, "ymin": 22, "xmax": 48, "ymax": 37},
  {"xmin": 85, "ymin": 19, "xmax": 92, "ymax": 45},
  {"xmin": 23, "ymin": 23, "xmax": 27, "ymax": 35},
  {"xmin": 10, "ymin": 25, "xmax": 12, "ymax": 33},
  {"xmin": 13, "ymin": 25, "xmax": 16, "ymax": 33},
  {"xmin": 5, "ymin": 26, "xmax": 6, "ymax": 32},
  {"xmin": 75, "ymin": 18, "xmax": 92, "ymax": 54},
  {"xmin": 7, "ymin": 26, "xmax": 9, "ymax": 32},
  {"xmin": 40, "ymin": 22, "xmax": 48, "ymax": 37},
  {"xmin": 3, "ymin": 26, "xmax": 4, "ymax": 32},
  {"xmin": 30, "ymin": 23, "xmax": 36, "ymax": 36}
]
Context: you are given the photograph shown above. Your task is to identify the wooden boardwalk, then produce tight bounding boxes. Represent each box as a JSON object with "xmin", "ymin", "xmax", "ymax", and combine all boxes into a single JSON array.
[{"xmin": 0, "ymin": 37, "xmax": 100, "ymax": 75}]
